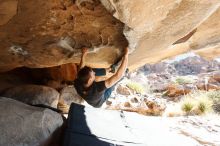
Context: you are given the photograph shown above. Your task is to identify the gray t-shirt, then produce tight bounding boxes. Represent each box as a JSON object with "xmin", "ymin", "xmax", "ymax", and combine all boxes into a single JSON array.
[{"xmin": 74, "ymin": 81, "xmax": 107, "ymax": 107}]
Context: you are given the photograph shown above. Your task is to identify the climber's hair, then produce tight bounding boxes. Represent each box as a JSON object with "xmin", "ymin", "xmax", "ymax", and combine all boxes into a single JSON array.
[{"xmin": 76, "ymin": 66, "xmax": 92, "ymax": 85}]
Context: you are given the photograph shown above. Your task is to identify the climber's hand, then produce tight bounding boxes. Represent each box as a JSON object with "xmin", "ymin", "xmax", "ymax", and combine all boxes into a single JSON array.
[
  {"xmin": 82, "ymin": 48, "xmax": 88, "ymax": 55},
  {"xmin": 124, "ymin": 47, "xmax": 129, "ymax": 56}
]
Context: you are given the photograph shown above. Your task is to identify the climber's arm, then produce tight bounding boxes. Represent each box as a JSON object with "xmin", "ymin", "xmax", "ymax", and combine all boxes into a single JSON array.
[
  {"xmin": 78, "ymin": 48, "xmax": 88, "ymax": 71},
  {"xmin": 105, "ymin": 47, "xmax": 128, "ymax": 88}
]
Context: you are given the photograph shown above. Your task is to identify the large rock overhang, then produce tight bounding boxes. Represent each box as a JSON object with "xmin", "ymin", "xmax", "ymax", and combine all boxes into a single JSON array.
[
  {"xmin": 0, "ymin": 0, "xmax": 128, "ymax": 72},
  {"xmin": 100, "ymin": 0, "xmax": 220, "ymax": 70},
  {"xmin": 0, "ymin": 0, "xmax": 220, "ymax": 72}
]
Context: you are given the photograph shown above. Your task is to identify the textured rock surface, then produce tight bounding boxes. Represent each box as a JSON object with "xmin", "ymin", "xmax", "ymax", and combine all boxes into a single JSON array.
[
  {"xmin": 0, "ymin": 0, "xmax": 220, "ymax": 72},
  {"xmin": 0, "ymin": 0, "xmax": 127, "ymax": 72},
  {"xmin": 58, "ymin": 85, "xmax": 84, "ymax": 113},
  {"xmin": 0, "ymin": 0, "xmax": 18, "ymax": 26},
  {"xmin": 46, "ymin": 63, "xmax": 78, "ymax": 82},
  {"xmin": 59, "ymin": 85, "xmax": 83, "ymax": 105},
  {"xmin": 138, "ymin": 56, "xmax": 220, "ymax": 76},
  {"xmin": 2, "ymin": 84, "xmax": 60, "ymax": 108},
  {"xmin": 116, "ymin": 84, "xmax": 131, "ymax": 95},
  {"xmin": 101, "ymin": 0, "xmax": 220, "ymax": 70},
  {"xmin": 0, "ymin": 73, "xmax": 31, "ymax": 93},
  {"xmin": 0, "ymin": 97, "xmax": 63, "ymax": 146}
]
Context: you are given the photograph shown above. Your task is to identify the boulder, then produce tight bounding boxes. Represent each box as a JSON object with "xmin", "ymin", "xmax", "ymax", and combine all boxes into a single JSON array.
[
  {"xmin": 116, "ymin": 84, "xmax": 131, "ymax": 96},
  {"xmin": 130, "ymin": 97, "xmax": 139, "ymax": 103},
  {"xmin": 142, "ymin": 98, "xmax": 166, "ymax": 116},
  {"xmin": 146, "ymin": 73, "xmax": 172, "ymax": 92},
  {"xmin": 151, "ymin": 83, "xmax": 169, "ymax": 93},
  {"xmin": 196, "ymin": 83, "xmax": 220, "ymax": 91},
  {"xmin": 196, "ymin": 72, "xmax": 220, "ymax": 90},
  {"xmin": 0, "ymin": 97, "xmax": 63, "ymax": 146},
  {"xmin": 213, "ymin": 73, "xmax": 220, "ymax": 83},
  {"xmin": 58, "ymin": 85, "xmax": 83, "ymax": 113},
  {"xmin": 166, "ymin": 84, "xmax": 192, "ymax": 97},
  {"xmin": 59, "ymin": 85, "xmax": 83, "ymax": 105},
  {"xmin": 2, "ymin": 84, "xmax": 60, "ymax": 108}
]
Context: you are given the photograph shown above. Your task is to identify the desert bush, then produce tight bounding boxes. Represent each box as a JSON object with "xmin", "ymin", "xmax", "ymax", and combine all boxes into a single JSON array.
[
  {"xmin": 196, "ymin": 96, "xmax": 213, "ymax": 114},
  {"xmin": 180, "ymin": 91, "xmax": 214, "ymax": 115},
  {"xmin": 207, "ymin": 90, "xmax": 220, "ymax": 102},
  {"xmin": 206, "ymin": 90, "xmax": 220, "ymax": 113},
  {"xmin": 126, "ymin": 81, "xmax": 145, "ymax": 94},
  {"xmin": 173, "ymin": 76, "xmax": 196, "ymax": 85},
  {"xmin": 181, "ymin": 98, "xmax": 196, "ymax": 114}
]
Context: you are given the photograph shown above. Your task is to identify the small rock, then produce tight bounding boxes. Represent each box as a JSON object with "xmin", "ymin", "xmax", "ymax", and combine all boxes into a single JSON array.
[
  {"xmin": 130, "ymin": 97, "xmax": 139, "ymax": 103},
  {"xmin": 116, "ymin": 85, "xmax": 131, "ymax": 96},
  {"xmin": 213, "ymin": 73, "xmax": 220, "ymax": 82},
  {"xmin": 124, "ymin": 102, "xmax": 131, "ymax": 108},
  {"xmin": 106, "ymin": 100, "xmax": 112, "ymax": 106}
]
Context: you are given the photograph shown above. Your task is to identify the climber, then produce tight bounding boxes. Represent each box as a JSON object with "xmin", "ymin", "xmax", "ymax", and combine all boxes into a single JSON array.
[{"xmin": 74, "ymin": 47, "xmax": 129, "ymax": 108}]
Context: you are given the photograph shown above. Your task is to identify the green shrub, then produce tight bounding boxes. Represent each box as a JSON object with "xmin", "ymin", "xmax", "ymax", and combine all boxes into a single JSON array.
[
  {"xmin": 181, "ymin": 98, "xmax": 195, "ymax": 114},
  {"xmin": 198, "ymin": 102, "xmax": 206, "ymax": 113},
  {"xmin": 206, "ymin": 90, "xmax": 220, "ymax": 114},
  {"xmin": 197, "ymin": 97, "xmax": 213, "ymax": 114},
  {"xmin": 173, "ymin": 76, "xmax": 196, "ymax": 85},
  {"xmin": 180, "ymin": 91, "xmax": 214, "ymax": 115},
  {"xmin": 207, "ymin": 90, "xmax": 220, "ymax": 102},
  {"xmin": 126, "ymin": 81, "xmax": 145, "ymax": 94}
]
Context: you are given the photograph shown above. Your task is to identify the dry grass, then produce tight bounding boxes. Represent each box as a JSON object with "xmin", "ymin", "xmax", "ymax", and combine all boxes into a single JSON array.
[
  {"xmin": 181, "ymin": 98, "xmax": 196, "ymax": 114},
  {"xmin": 181, "ymin": 91, "xmax": 213, "ymax": 115},
  {"xmin": 173, "ymin": 76, "xmax": 196, "ymax": 85},
  {"xmin": 126, "ymin": 81, "xmax": 145, "ymax": 94},
  {"xmin": 164, "ymin": 90, "xmax": 219, "ymax": 117},
  {"xmin": 207, "ymin": 90, "xmax": 220, "ymax": 113},
  {"xmin": 207, "ymin": 90, "xmax": 220, "ymax": 102}
]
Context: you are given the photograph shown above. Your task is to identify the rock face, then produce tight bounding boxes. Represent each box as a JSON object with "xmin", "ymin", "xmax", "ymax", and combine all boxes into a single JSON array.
[
  {"xmin": 173, "ymin": 56, "xmax": 220, "ymax": 75},
  {"xmin": 46, "ymin": 63, "xmax": 78, "ymax": 82},
  {"xmin": 59, "ymin": 85, "xmax": 83, "ymax": 106},
  {"xmin": 101, "ymin": 0, "xmax": 220, "ymax": 70},
  {"xmin": 0, "ymin": 0, "xmax": 127, "ymax": 72},
  {"xmin": 0, "ymin": 0, "xmax": 220, "ymax": 72},
  {"xmin": 0, "ymin": 97, "xmax": 63, "ymax": 146},
  {"xmin": 138, "ymin": 62, "xmax": 176, "ymax": 75},
  {"xmin": 58, "ymin": 85, "xmax": 84, "ymax": 113},
  {"xmin": 0, "ymin": 72, "xmax": 31, "ymax": 93},
  {"xmin": 2, "ymin": 84, "xmax": 60, "ymax": 108},
  {"xmin": 139, "ymin": 56, "xmax": 220, "ymax": 76},
  {"xmin": 0, "ymin": 0, "xmax": 18, "ymax": 26}
]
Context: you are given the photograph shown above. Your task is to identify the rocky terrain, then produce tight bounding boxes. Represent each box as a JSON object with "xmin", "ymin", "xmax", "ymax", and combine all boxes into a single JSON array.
[
  {"xmin": 104, "ymin": 56, "xmax": 220, "ymax": 115},
  {"xmin": 0, "ymin": 55, "xmax": 220, "ymax": 145},
  {"xmin": 1, "ymin": 0, "xmax": 220, "ymax": 145}
]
